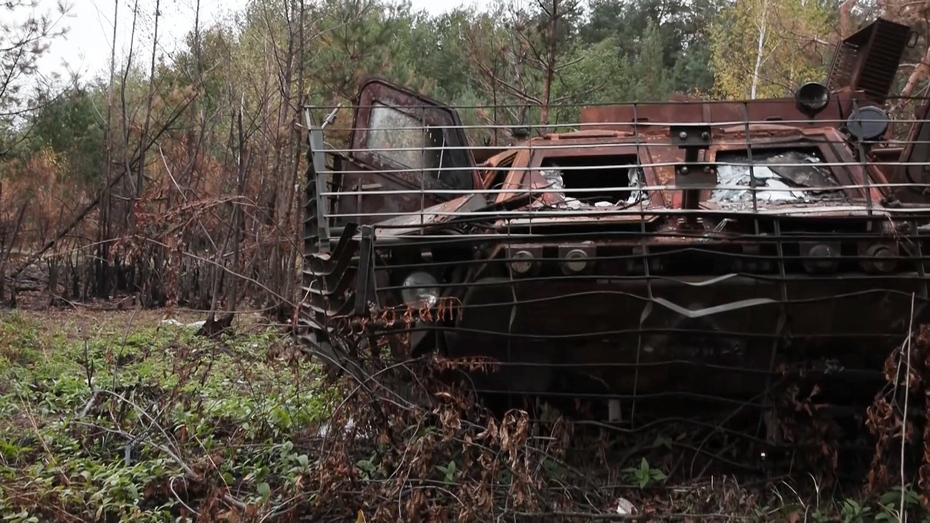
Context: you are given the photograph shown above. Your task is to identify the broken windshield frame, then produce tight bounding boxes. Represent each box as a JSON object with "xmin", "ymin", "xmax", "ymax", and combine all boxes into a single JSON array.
[
  {"xmin": 705, "ymin": 140, "xmax": 867, "ymax": 204},
  {"xmin": 524, "ymin": 145, "xmax": 661, "ymax": 209},
  {"xmin": 350, "ymin": 78, "xmax": 478, "ymax": 194},
  {"xmin": 710, "ymin": 148, "xmax": 846, "ymax": 204}
]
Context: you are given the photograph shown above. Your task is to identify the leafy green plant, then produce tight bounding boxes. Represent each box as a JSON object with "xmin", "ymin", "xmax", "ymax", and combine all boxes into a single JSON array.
[
  {"xmin": 623, "ymin": 458, "xmax": 667, "ymax": 488},
  {"xmin": 0, "ymin": 311, "xmax": 336, "ymax": 520},
  {"xmin": 436, "ymin": 460, "xmax": 457, "ymax": 485},
  {"xmin": 876, "ymin": 486, "xmax": 928, "ymax": 522},
  {"xmin": 257, "ymin": 482, "xmax": 271, "ymax": 501},
  {"xmin": 840, "ymin": 498, "xmax": 871, "ymax": 523},
  {"xmin": 0, "ymin": 439, "xmax": 32, "ymax": 460},
  {"xmin": 2, "ymin": 510, "xmax": 40, "ymax": 523},
  {"xmin": 357, "ymin": 457, "xmax": 378, "ymax": 480},
  {"xmin": 811, "ymin": 507, "xmax": 830, "ymax": 523}
]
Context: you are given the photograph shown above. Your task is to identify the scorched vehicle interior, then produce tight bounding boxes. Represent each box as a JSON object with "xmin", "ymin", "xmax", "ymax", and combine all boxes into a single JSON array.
[{"xmin": 299, "ymin": 18, "xmax": 930, "ymax": 421}]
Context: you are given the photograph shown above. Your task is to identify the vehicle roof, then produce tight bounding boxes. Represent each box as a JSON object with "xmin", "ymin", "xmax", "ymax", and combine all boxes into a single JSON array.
[{"xmin": 478, "ymin": 124, "xmax": 846, "ymax": 167}]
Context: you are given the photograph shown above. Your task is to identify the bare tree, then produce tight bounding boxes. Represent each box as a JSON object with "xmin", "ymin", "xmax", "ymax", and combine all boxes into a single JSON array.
[
  {"xmin": 134, "ymin": 0, "xmax": 163, "ymax": 210},
  {"xmin": 97, "ymin": 0, "xmax": 119, "ymax": 298},
  {"xmin": 534, "ymin": 0, "xmax": 579, "ymax": 129},
  {"xmin": 466, "ymin": 0, "xmax": 581, "ymax": 135}
]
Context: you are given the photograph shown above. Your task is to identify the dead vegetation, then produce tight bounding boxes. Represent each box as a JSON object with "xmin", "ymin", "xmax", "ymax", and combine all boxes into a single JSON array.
[{"xmin": 3, "ymin": 309, "xmax": 930, "ymax": 521}]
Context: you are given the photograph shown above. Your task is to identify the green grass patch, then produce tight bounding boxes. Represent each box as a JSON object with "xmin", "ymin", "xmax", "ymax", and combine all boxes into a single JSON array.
[{"xmin": 0, "ymin": 310, "xmax": 336, "ymax": 522}]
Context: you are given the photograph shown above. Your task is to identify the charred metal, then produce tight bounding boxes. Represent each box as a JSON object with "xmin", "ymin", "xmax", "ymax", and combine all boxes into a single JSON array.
[{"xmin": 298, "ymin": 18, "xmax": 930, "ymax": 430}]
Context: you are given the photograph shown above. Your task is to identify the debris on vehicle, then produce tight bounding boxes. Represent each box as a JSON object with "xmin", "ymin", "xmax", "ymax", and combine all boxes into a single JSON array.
[{"xmin": 711, "ymin": 151, "xmax": 843, "ymax": 203}]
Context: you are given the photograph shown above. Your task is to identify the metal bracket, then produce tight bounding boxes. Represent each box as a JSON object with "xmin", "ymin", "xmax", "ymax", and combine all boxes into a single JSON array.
[
  {"xmin": 354, "ymin": 225, "xmax": 379, "ymax": 315},
  {"xmin": 305, "ymin": 109, "xmax": 332, "ymax": 254},
  {"xmin": 670, "ymin": 125, "xmax": 716, "ymax": 189},
  {"xmin": 670, "ymin": 125, "xmax": 715, "ymax": 229},
  {"xmin": 670, "ymin": 125, "xmax": 713, "ymax": 148}
]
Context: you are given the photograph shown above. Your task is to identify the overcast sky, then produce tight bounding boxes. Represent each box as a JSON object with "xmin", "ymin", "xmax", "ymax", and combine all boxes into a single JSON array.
[{"xmin": 34, "ymin": 0, "xmax": 486, "ymax": 85}]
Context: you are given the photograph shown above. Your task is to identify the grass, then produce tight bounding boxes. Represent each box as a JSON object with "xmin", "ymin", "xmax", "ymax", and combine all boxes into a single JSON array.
[{"xmin": 0, "ymin": 309, "xmax": 337, "ymax": 522}]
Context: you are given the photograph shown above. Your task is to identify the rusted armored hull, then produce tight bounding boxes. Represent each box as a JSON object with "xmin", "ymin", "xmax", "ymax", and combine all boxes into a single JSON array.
[
  {"xmin": 298, "ymin": 18, "xmax": 930, "ymax": 422},
  {"xmin": 300, "ymin": 212, "xmax": 929, "ymax": 413},
  {"xmin": 445, "ymin": 272, "xmax": 924, "ymax": 400}
]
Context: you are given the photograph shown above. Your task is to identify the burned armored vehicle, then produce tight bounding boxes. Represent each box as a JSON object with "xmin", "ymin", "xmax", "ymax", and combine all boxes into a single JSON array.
[{"xmin": 299, "ymin": 18, "xmax": 930, "ymax": 418}]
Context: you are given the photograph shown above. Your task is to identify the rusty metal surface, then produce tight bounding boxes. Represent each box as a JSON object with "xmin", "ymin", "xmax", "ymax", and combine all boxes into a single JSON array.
[
  {"xmin": 484, "ymin": 126, "xmax": 882, "ymax": 212},
  {"xmin": 372, "ymin": 194, "xmax": 487, "ymax": 237},
  {"xmin": 827, "ymin": 18, "xmax": 912, "ymax": 105},
  {"xmin": 473, "ymin": 146, "xmax": 510, "ymax": 165},
  {"xmin": 299, "ymin": 24, "xmax": 930, "ymax": 426},
  {"xmin": 330, "ymin": 156, "xmax": 449, "ymax": 226},
  {"xmin": 579, "ymin": 91, "xmax": 871, "ymax": 132},
  {"xmin": 349, "ymin": 77, "xmax": 479, "ymax": 191}
]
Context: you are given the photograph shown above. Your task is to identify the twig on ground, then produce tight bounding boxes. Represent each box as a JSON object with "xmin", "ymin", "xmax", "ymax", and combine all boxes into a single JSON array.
[
  {"xmin": 170, "ymin": 476, "xmax": 200, "ymax": 516},
  {"xmin": 901, "ymin": 292, "xmax": 915, "ymax": 522}
]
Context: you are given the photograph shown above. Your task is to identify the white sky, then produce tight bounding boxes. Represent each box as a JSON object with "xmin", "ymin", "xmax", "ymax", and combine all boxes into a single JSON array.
[{"xmin": 34, "ymin": 0, "xmax": 485, "ymax": 85}]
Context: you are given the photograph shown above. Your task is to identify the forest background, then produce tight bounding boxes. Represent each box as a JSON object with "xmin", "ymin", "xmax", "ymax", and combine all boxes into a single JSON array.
[{"xmin": 0, "ymin": 0, "xmax": 927, "ymax": 318}]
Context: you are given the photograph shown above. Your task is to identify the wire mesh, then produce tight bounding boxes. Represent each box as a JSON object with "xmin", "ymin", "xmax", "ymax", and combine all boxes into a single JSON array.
[{"xmin": 298, "ymin": 91, "xmax": 930, "ymax": 429}]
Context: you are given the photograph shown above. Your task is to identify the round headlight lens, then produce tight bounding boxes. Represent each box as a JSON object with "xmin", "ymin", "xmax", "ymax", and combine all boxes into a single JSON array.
[
  {"xmin": 401, "ymin": 271, "xmax": 439, "ymax": 308},
  {"xmin": 510, "ymin": 250, "xmax": 535, "ymax": 274},
  {"xmin": 795, "ymin": 82, "xmax": 829, "ymax": 116},
  {"xmin": 563, "ymin": 248, "xmax": 588, "ymax": 273}
]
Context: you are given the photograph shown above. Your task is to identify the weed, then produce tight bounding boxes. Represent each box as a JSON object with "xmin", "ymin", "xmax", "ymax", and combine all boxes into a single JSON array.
[
  {"xmin": 875, "ymin": 486, "xmax": 930, "ymax": 522},
  {"xmin": 622, "ymin": 458, "xmax": 667, "ymax": 489},
  {"xmin": 0, "ymin": 311, "xmax": 42, "ymax": 372},
  {"xmin": 840, "ymin": 498, "xmax": 871, "ymax": 523}
]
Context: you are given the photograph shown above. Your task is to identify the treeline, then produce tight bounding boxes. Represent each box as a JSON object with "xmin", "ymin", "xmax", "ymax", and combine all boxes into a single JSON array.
[{"xmin": 0, "ymin": 0, "xmax": 925, "ymax": 320}]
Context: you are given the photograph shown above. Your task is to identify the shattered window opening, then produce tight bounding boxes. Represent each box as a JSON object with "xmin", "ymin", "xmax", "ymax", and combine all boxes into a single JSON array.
[
  {"xmin": 366, "ymin": 102, "xmax": 431, "ymax": 169},
  {"xmin": 364, "ymin": 102, "xmax": 473, "ymax": 190},
  {"xmin": 539, "ymin": 155, "xmax": 646, "ymax": 209},
  {"xmin": 710, "ymin": 149, "xmax": 845, "ymax": 204}
]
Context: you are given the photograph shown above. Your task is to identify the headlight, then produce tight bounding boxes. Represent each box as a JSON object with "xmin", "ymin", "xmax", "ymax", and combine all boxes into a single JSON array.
[
  {"xmin": 795, "ymin": 82, "xmax": 829, "ymax": 117},
  {"xmin": 401, "ymin": 271, "xmax": 439, "ymax": 308},
  {"xmin": 510, "ymin": 250, "xmax": 536, "ymax": 274},
  {"xmin": 563, "ymin": 248, "xmax": 589, "ymax": 273}
]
